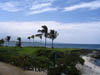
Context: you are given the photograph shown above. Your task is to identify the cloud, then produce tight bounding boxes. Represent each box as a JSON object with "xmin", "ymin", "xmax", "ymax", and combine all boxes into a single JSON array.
[
  {"xmin": 0, "ymin": 21, "xmax": 100, "ymax": 44},
  {"xmin": 28, "ymin": 0, "xmax": 57, "ymax": 15},
  {"xmin": 28, "ymin": 2, "xmax": 57, "ymax": 14},
  {"xmin": 66, "ymin": 0, "xmax": 81, "ymax": 4},
  {"xmin": 0, "ymin": 2, "xmax": 21, "ymax": 12},
  {"xmin": 64, "ymin": 0, "xmax": 100, "ymax": 12},
  {"xmin": 0, "ymin": 0, "xmax": 56, "ymax": 12},
  {"xmin": 0, "ymin": 0, "xmax": 57, "ymax": 14},
  {"xmin": 29, "ymin": 7, "xmax": 57, "ymax": 15},
  {"xmin": 30, "ymin": 3, "xmax": 51, "ymax": 10}
]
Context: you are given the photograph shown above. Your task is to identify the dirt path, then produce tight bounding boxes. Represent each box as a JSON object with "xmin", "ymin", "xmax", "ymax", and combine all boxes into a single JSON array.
[{"xmin": 0, "ymin": 62, "xmax": 46, "ymax": 75}]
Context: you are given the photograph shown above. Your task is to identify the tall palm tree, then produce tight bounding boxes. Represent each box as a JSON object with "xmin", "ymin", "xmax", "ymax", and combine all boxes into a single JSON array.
[
  {"xmin": 17, "ymin": 37, "xmax": 22, "ymax": 47},
  {"xmin": 31, "ymin": 35, "xmax": 35, "ymax": 46},
  {"xmin": 38, "ymin": 25, "xmax": 48, "ymax": 47},
  {"xmin": 6, "ymin": 36, "xmax": 11, "ymax": 46},
  {"xmin": 48, "ymin": 30, "xmax": 58, "ymax": 48}
]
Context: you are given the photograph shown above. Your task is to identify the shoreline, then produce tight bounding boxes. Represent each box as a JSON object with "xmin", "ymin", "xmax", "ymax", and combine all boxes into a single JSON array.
[{"xmin": 77, "ymin": 51, "xmax": 100, "ymax": 75}]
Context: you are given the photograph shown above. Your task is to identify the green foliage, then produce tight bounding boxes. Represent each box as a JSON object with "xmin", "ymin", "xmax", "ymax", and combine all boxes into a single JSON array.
[
  {"xmin": 16, "ymin": 37, "xmax": 22, "ymax": 47},
  {"xmin": 6, "ymin": 36, "xmax": 11, "ymax": 42},
  {"xmin": 48, "ymin": 29, "xmax": 58, "ymax": 40},
  {"xmin": 0, "ymin": 48, "xmax": 18, "ymax": 63},
  {"xmin": 0, "ymin": 47, "xmax": 84, "ymax": 75}
]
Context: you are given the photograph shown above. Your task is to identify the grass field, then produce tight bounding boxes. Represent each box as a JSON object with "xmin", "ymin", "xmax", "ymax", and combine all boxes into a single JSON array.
[{"xmin": 0, "ymin": 46, "xmax": 80, "ymax": 55}]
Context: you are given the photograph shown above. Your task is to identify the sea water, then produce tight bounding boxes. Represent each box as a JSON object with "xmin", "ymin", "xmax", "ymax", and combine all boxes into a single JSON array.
[{"xmin": 3, "ymin": 41, "xmax": 100, "ymax": 49}]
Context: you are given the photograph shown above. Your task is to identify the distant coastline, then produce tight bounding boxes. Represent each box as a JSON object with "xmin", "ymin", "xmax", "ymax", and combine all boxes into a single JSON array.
[{"xmin": 3, "ymin": 41, "xmax": 100, "ymax": 49}]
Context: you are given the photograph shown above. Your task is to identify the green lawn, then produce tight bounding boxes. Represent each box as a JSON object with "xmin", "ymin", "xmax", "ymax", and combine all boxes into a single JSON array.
[{"xmin": 0, "ymin": 46, "xmax": 80, "ymax": 55}]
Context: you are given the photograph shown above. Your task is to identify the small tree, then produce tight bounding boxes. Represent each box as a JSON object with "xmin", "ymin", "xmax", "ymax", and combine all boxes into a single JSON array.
[
  {"xmin": 0, "ymin": 39, "xmax": 4, "ymax": 46},
  {"xmin": 6, "ymin": 36, "xmax": 11, "ymax": 46},
  {"xmin": 27, "ymin": 36, "xmax": 31, "ymax": 42},
  {"xmin": 48, "ymin": 30, "xmax": 58, "ymax": 48},
  {"xmin": 35, "ymin": 34, "xmax": 42, "ymax": 43},
  {"xmin": 16, "ymin": 37, "xmax": 22, "ymax": 47},
  {"xmin": 35, "ymin": 34, "xmax": 43, "ymax": 46},
  {"xmin": 31, "ymin": 35, "xmax": 35, "ymax": 46}
]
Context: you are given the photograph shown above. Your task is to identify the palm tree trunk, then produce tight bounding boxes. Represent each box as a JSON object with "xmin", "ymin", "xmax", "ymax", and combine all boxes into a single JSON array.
[
  {"xmin": 8, "ymin": 42, "xmax": 9, "ymax": 46},
  {"xmin": 33, "ymin": 39, "xmax": 34, "ymax": 47},
  {"xmin": 29, "ymin": 40, "xmax": 30, "ymax": 46},
  {"xmin": 45, "ymin": 37, "xmax": 46, "ymax": 48},
  {"xmin": 7, "ymin": 41, "xmax": 8, "ymax": 46},
  {"xmin": 40, "ymin": 39, "xmax": 41, "ymax": 47},
  {"xmin": 6, "ymin": 41, "xmax": 7, "ymax": 46},
  {"xmin": 40, "ymin": 39, "xmax": 42, "ymax": 47},
  {"xmin": 52, "ymin": 39, "xmax": 54, "ymax": 48}
]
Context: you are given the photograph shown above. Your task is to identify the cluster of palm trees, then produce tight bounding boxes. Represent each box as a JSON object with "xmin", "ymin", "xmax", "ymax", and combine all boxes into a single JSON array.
[
  {"xmin": 0, "ymin": 39, "xmax": 4, "ymax": 46},
  {"xmin": 0, "ymin": 36, "xmax": 11, "ymax": 46},
  {"xmin": 0, "ymin": 25, "xmax": 58, "ymax": 48},
  {"xmin": 0, "ymin": 36, "xmax": 22, "ymax": 47},
  {"xmin": 27, "ymin": 25, "xmax": 58, "ymax": 48},
  {"xmin": 40, "ymin": 25, "xmax": 58, "ymax": 48}
]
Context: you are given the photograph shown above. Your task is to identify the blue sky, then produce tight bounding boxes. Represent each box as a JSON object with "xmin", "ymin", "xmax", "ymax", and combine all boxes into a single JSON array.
[{"xmin": 0, "ymin": 0, "xmax": 100, "ymax": 44}]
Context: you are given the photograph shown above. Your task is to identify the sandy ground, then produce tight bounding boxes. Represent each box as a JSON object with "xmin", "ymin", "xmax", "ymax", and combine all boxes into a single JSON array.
[
  {"xmin": 76, "ymin": 56, "xmax": 100, "ymax": 75},
  {"xmin": 0, "ymin": 62, "xmax": 46, "ymax": 75}
]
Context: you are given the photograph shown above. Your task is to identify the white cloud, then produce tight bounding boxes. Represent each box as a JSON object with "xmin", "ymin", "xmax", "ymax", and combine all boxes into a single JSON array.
[
  {"xmin": 64, "ymin": 0, "xmax": 100, "ymax": 12},
  {"xmin": 0, "ymin": 2, "xmax": 21, "ymax": 12},
  {"xmin": 0, "ymin": 21, "xmax": 100, "ymax": 44},
  {"xmin": 0, "ymin": 0, "xmax": 57, "ymax": 14},
  {"xmin": 30, "ymin": 3, "xmax": 51, "ymax": 10},
  {"xmin": 29, "ymin": 7, "xmax": 57, "ymax": 15},
  {"xmin": 66, "ymin": 0, "xmax": 81, "ymax": 4},
  {"xmin": 28, "ymin": 0, "xmax": 57, "ymax": 15}
]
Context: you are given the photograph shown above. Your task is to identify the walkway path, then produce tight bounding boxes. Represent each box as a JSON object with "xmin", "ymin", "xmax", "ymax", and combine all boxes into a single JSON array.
[{"xmin": 0, "ymin": 62, "xmax": 46, "ymax": 75}]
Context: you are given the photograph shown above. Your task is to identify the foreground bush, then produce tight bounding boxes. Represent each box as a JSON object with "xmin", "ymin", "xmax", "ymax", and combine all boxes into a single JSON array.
[{"xmin": 0, "ymin": 47, "xmax": 84, "ymax": 75}]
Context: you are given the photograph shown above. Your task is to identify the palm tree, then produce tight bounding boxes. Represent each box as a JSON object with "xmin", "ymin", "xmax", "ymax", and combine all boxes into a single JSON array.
[
  {"xmin": 35, "ymin": 34, "xmax": 42, "ymax": 41},
  {"xmin": 17, "ymin": 37, "xmax": 21, "ymax": 41},
  {"xmin": 0, "ymin": 39, "xmax": 4, "ymax": 46},
  {"xmin": 35, "ymin": 34, "xmax": 43, "ymax": 46},
  {"xmin": 48, "ymin": 30, "xmax": 58, "ymax": 48},
  {"xmin": 27, "ymin": 36, "xmax": 31, "ymax": 42},
  {"xmin": 31, "ymin": 35, "xmax": 35, "ymax": 46},
  {"xmin": 38, "ymin": 25, "xmax": 48, "ymax": 47},
  {"xmin": 17, "ymin": 37, "xmax": 22, "ymax": 47},
  {"xmin": 6, "ymin": 36, "xmax": 11, "ymax": 46}
]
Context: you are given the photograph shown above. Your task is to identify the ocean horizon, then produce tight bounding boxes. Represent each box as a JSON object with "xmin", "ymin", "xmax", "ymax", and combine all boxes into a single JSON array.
[{"xmin": 3, "ymin": 41, "xmax": 100, "ymax": 49}]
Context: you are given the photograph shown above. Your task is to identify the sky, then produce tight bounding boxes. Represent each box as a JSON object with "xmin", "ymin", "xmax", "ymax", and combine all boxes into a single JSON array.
[{"xmin": 0, "ymin": 0, "xmax": 100, "ymax": 44}]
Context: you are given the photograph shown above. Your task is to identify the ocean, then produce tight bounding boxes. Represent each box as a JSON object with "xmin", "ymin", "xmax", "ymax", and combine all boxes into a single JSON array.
[{"xmin": 3, "ymin": 41, "xmax": 100, "ymax": 49}]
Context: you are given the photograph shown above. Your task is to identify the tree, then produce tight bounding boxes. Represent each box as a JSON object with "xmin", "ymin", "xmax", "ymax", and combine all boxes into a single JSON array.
[
  {"xmin": 16, "ymin": 37, "xmax": 22, "ymax": 47},
  {"xmin": 48, "ymin": 30, "xmax": 58, "ymax": 48},
  {"xmin": 38, "ymin": 25, "xmax": 48, "ymax": 48},
  {"xmin": 35, "ymin": 34, "xmax": 42, "ymax": 43},
  {"xmin": 35, "ymin": 34, "xmax": 43, "ymax": 46},
  {"xmin": 0, "ymin": 39, "xmax": 4, "ymax": 46},
  {"xmin": 31, "ymin": 35, "xmax": 35, "ymax": 46},
  {"xmin": 27, "ymin": 36, "xmax": 31, "ymax": 42},
  {"xmin": 6, "ymin": 36, "xmax": 11, "ymax": 46}
]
